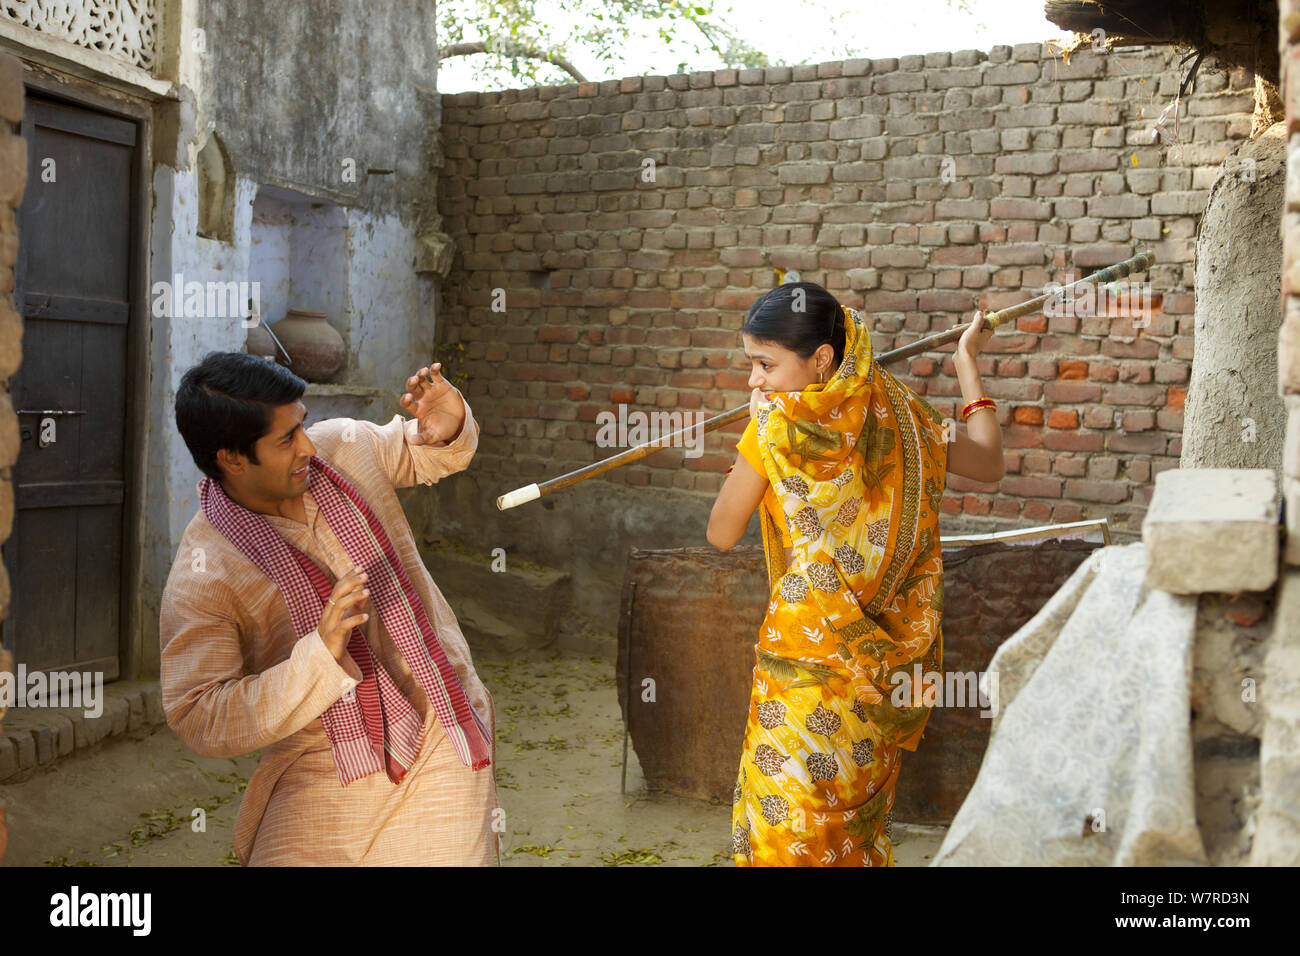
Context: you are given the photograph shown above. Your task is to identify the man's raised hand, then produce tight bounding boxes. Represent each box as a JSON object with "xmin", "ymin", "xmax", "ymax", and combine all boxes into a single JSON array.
[{"xmin": 400, "ymin": 361, "xmax": 465, "ymax": 445}]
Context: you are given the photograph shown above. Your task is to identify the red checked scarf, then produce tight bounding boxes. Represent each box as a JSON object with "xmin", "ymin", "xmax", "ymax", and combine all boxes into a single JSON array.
[{"xmin": 200, "ymin": 456, "xmax": 491, "ymax": 786}]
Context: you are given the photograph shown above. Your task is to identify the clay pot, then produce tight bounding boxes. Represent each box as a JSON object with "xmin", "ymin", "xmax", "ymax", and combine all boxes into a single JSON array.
[
  {"xmin": 245, "ymin": 321, "xmax": 277, "ymax": 360},
  {"xmin": 269, "ymin": 309, "xmax": 346, "ymax": 382}
]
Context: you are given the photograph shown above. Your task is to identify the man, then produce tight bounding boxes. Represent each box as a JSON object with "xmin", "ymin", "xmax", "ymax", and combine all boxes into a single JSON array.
[{"xmin": 160, "ymin": 352, "xmax": 497, "ymax": 865}]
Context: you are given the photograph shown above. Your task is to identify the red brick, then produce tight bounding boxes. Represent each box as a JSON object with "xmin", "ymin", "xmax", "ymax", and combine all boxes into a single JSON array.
[
  {"xmin": 981, "ymin": 332, "xmax": 1040, "ymax": 353},
  {"xmin": 1043, "ymin": 431, "xmax": 1104, "ymax": 451},
  {"xmin": 691, "ymin": 329, "xmax": 737, "ymax": 348},
  {"xmin": 714, "ymin": 371, "xmax": 750, "ymax": 390},
  {"xmin": 985, "ymin": 380, "xmax": 1043, "ymax": 401},
  {"xmin": 714, "ymin": 290, "xmax": 756, "ymax": 309},
  {"xmin": 1016, "ymin": 315, "xmax": 1047, "ymax": 333},
  {"xmin": 1064, "ymin": 478, "xmax": 1128, "ymax": 504},
  {"xmin": 1045, "ymin": 382, "xmax": 1101, "ymax": 402},
  {"xmin": 1012, "ymin": 406, "xmax": 1043, "ymax": 425},
  {"xmin": 920, "ymin": 290, "xmax": 979, "ymax": 311},
  {"xmin": 1028, "ymin": 358, "xmax": 1057, "ymax": 379},
  {"xmin": 1122, "ymin": 409, "xmax": 1156, "ymax": 431},
  {"xmin": 1022, "ymin": 500, "xmax": 1052, "ymax": 521},
  {"xmin": 1052, "ymin": 503, "xmax": 1084, "ymax": 522},
  {"xmin": 1099, "ymin": 337, "xmax": 1160, "ymax": 359},
  {"xmin": 963, "ymin": 495, "xmax": 992, "ymax": 515},
  {"xmin": 1047, "ymin": 409, "xmax": 1078, "ymax": 429},
  {"xmin": 1106, "ymin": 432, "xmax": 1168, "ymax": 453},
  {"xmin": 1001, "ymin": 475, "xmax": 1063, "ymax": 498},
  {"xmin": 910, "ymin": 357, "xmax": 937, "ymax": 375},
  {"xmin": 1083, "ymin": 406, "xmax": 1114, "ymax": 429},
  {"xmin": 1118, "ymin": 361, "xmax": 1159, "ymax": 385},
  {"xmin": 931, "ymin": 246, "xmax": 985, "ymax": 266},
  {"xmin": 1053, "ymin": 455, "xmax": 1086, "ymax": 477},
  {"xmin": 669, "ymin": 371, "xmax": 713, "ymax": 389},
  {"xmin": 1021, "ymin": 451, "xmax": 1051, "ymax": 474},
  {"xmin": 1088, "ymin": 362, "xmax": 1119, "ymax": 382},
  {"xmin": 1057, "ymin": 360, "xmax": 1087, "ymax": 381},
  {"xmin": 704, "ymin": 352, "xmax": 730, "ymax": 369},
  {"xmin": 1167, "ymin": 386, "xmax": 1186, "ymax": 408},
  {"xmin": 992, "ymin": 498, "xmax": 1020, "ymax": 518},
  {"xmin": 1002, "ymin": 425, "xmax": 1045, "ymax": 448},
  {"xmin": 1154, "ymin": 362, "xmax": 1189, "ymax": 384},
  {"xmin": 1102, "ymin": 384, "xmax": 1166, "ymax": 406}
]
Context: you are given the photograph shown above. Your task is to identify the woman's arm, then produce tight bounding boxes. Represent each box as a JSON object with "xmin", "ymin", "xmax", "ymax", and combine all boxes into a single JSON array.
[
  {"xmin": 946, "ymin": 311, "xmax": 1006, "ymax": 483},
  {"xmin": 708, "ymin": 454, "xmax": 768, "ymax": 550},
  {"xmin": 707, "ymin": 388, "xmax": 770, "ymax": 550}
]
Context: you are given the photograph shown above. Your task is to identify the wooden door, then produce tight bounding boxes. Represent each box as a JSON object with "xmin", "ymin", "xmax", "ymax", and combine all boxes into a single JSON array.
[{"xmin": 3, "ymin": 96, "xmax": 138, "ymax": 679}]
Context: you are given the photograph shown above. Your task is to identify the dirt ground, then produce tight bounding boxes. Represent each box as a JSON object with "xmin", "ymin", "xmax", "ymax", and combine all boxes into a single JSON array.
[{"xmin": 2, "ymin": 645, "xmax": 946, "ymax": 867}]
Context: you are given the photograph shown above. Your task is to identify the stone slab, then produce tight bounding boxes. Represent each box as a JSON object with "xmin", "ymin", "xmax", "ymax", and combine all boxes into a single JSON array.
[{"xmin": 1142, "ymin": 468, "xmax": 1279, "ymax": 593}]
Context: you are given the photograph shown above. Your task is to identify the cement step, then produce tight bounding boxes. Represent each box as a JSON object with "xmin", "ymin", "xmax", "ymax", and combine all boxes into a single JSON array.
[{"xmin": 420, "ymin": 536, "xmax": 570, "ymax": 653}]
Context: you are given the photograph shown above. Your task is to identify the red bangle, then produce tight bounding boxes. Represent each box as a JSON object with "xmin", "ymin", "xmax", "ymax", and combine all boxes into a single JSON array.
[{"xmin": 960, "ymin": 397, "xmax": 996, "ymax": 421}]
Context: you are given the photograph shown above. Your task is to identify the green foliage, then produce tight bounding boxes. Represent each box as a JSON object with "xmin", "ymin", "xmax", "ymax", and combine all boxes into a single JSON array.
[
  {"xmin": 434, "ymin": 341, "xmax": 470, "ymax": 392},
  {"xmin": 439, "ymin": 0, "xmax": 771, "ymax": 88}
]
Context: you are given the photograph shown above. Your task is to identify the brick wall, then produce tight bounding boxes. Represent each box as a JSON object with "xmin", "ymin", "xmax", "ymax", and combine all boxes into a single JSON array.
[
  {"xmin": 0, "ymin": 51, "xmax": 23, "ymax": 864},
  {"xmin": 437, "ymin": 44, "xmax": 1256, "ymax": 538}
]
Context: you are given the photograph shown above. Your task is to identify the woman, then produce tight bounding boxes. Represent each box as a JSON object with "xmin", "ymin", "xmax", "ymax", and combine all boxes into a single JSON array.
[{"xmin": 707, "ymin": 283, "xmax": 1004, "ymax": 867}]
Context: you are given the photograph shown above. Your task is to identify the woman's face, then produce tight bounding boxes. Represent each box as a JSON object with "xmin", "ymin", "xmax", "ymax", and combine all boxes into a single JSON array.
[{"xmin": 743, "ymin": 334, "xmax": 830, "ymax": 397}]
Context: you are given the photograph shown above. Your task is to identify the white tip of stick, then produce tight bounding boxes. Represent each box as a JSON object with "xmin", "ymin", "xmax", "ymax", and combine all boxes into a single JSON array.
[{"xmin": 496, "ymin": 483, "xmax": 541, "ymax": 511}]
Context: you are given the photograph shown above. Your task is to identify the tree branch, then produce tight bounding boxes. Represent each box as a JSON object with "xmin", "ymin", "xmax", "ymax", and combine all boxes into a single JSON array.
[{"xmin": 438, "ymin": 40, "xmax": 588, "ymax": 82}]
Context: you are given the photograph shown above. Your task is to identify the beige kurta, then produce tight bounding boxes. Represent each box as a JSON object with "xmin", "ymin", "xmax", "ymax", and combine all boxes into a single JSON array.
[{"xmin": 159, "ymin": 392, "xmax": 498, "ymax": 866}]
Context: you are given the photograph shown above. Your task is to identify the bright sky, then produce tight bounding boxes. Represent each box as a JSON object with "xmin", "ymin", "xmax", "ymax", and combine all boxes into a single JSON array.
[{"xmin": 436, "ymin": 0, "xmax": 1077, "ymax": 93}]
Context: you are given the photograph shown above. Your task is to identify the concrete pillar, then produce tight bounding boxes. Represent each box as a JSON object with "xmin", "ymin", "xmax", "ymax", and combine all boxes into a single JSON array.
[{"xmin": 1181, "ymin": 124, "xmax": 1287, "ymax": 478}]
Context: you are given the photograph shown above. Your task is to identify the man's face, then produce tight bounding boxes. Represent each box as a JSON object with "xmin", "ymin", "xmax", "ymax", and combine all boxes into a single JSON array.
[{"xmin": 222, "ymin": 401, "xmax": 316, "ymax": 501}]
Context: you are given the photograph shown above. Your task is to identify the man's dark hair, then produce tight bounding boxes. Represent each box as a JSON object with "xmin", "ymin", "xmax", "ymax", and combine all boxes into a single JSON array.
[{"xmin": 175, "ymin": 352, "xmax": 307, "ymax": 481}]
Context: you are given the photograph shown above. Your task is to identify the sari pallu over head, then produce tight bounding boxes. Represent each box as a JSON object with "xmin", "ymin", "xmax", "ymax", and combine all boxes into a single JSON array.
[{"xmin": 749, "ymin": 306, "xmax": 950, "ymax": 751}]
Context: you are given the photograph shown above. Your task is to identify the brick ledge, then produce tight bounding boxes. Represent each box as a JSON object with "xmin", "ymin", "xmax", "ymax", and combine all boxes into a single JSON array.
[{"xmin": 0, "ymin": 680, "xmax": 165, "ymax": 783}]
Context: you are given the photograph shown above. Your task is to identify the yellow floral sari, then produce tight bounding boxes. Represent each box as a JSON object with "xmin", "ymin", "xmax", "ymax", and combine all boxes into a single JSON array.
[{"xmin": 731, "ymin": 306, "xmax": 949, "ymax": 867}]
